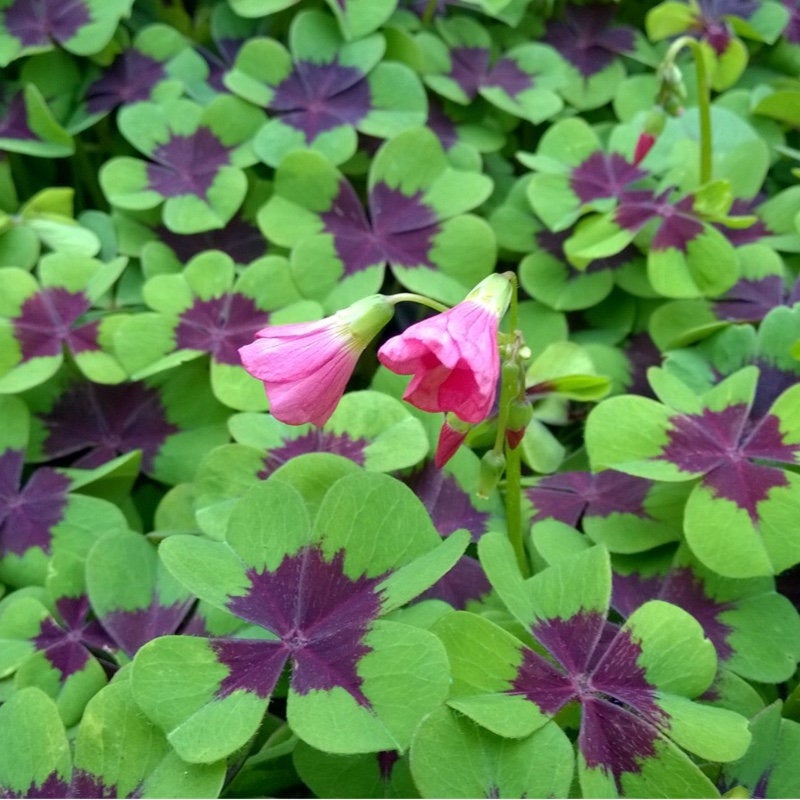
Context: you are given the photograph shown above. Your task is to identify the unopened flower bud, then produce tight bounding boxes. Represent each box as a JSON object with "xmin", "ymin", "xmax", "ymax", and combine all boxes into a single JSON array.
[
  {"xmin": 435, "ymin": 413, "xmax": 472, "ymax": 468},
  {"xmin": 477, "ymin": 450, "xmax": 505, "ymax": 499},
  {"xmin": 505, "ymin": 398, "xmax": 533, "ymax": 450}
]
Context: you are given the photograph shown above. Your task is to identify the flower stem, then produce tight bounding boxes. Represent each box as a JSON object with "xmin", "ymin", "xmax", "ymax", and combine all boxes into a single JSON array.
[
  {"xmin": 663, "ymin": 36, "xmax": 713, "ymax": 185},
  {"xmin": 387, "ymin": 293, "xmax": 450, "ymax": 313},
  {"xmin": 504, "ymin": 442, "xmax": 529, "ymax": 578}
]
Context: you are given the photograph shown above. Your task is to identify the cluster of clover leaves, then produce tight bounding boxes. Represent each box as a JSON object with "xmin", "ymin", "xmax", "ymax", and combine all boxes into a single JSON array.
[{"xmin": 3, "ymin": 0, "xmax": 800, "ymax": 797}]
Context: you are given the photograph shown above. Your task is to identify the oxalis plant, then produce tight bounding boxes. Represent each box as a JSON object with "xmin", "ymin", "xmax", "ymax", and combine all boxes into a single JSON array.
[{"xmin": 2, "ymin": 0, "xmax": 800, "ymax": 798}]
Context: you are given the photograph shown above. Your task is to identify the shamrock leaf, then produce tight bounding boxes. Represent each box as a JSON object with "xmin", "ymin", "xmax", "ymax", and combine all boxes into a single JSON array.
[
  {"xmin": 612, "ymin": 543, "xmax": 800, "ymax": 684},
  {"xmin": 433, "ymin": 538, "xmax": 751, "ymax": 797},
  {"xmin": 112, "ymin": 251, "xmax": 321, "ymax": 411},
  {"xmin": 586, "ymin": 366, "xmax": 800, "ymax": 577},
  {"xmin": 225, "ymin": 9, "xmax": 426, "ymax": 166},
  {"xmin": 0, "ymin": 254, "xmax": 128, "ymax": 393},
  {"xmin": 99, "ymin": 94, "xmax": 264, "ymax": 233},
  {"xmin": 131, "ymin": 468, "xmax": 468, "ymax": 762},
  {"xmin": 0, "ymin": 0, "xmax": 135, "ymax": 67},
  {"xmin": 24, "ymin": 361, "xmax": 231, "ymax": 485},
  {"xmin": 259, "ymin": 127, "xmax": 495, "ymax": 309},
  {"xmin": 418, "ymin": 16, "xmax": 566, "ymax": 123}
]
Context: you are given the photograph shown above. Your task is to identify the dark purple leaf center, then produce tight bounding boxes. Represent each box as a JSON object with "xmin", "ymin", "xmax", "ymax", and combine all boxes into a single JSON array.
[
  {"xmin": 615, "ymin": 191, "xmax": 704, "ymax": 252},
  {"xmin": 447, "ymin": 48, "xmax": 533, "ymax": 100},
  {"xmin": 175, "ymin": 293, "xmax": 273, "ymax": 365},
  {"xmin": 321, "ymin": 179, "xmax": 439, "ymax": 273},
  {"xmin": 155, "ymin": 215, "xmax": 267, "ymax": 264},
  {"xmin": 218, "ymin": 547, "xmax": 384, "ymax": 705},
  {"xmin": 570, "ymin": 152, "xmax": 646, "ymax": 204},
  {"xmin": 0, "ymin": 450, "xmax": 70, "ymax": 559},
  {"xmin": 13, "ymin": 287, "xmax": 98, "ymax": 361},
  {"xmin": 543, "ymin": 3, "xmax": 635, "ymax": 77},
  {"xmin": 99, "ymin": 599, "xmax": 196, "ymax": 658},
  {"xmin": 661, "ymin": 404, "xmax": 799, "ymax": 518},
  {"xmin": 259, "ymin": 429, "xmax": 368, "ymax": 479},
  {"xmin": 527, "ymin": 470, "xmax": 653, "ymax": 527},
  {"xmin": 85, "ymin": 50, "xmax": 167, "ymax": 114},
  {"xmin": 40, "ymin": 381, "xmax": 179, "ymax": 473},
  {"xmin": 613, "ymin": 567, "xmax": 735, "ymax": 661},
  {"xmin": 404, "ymin": 461, "xmax": 490, "ymax": 541},
  {"xmin": 270, "ymin": 59, "xmax": 371, "ymax": 141},
  {"xmin": 2, "ymin": 0, "xmax": 90, "ymax": 48},
  {"xmin": 146, "ymin": 128, "xmax": 230, "ymax": 199},
  {"xmin": 0, "ymin": 90, "xmax": 34, "ymax": 140},
  {"xmin": 33, "ymin": 596, "xmax": 116, "ymax": 679},
  {"xmin": 512, "ymin": 611, "xmax": 664, "ymax": 787}
]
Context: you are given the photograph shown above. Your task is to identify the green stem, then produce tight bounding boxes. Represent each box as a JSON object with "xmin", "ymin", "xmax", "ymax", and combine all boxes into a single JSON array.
[
  {"xmin": 504, "ymin": 442, "xmax": 529, "ymax": 578},
  {"xmin": 664, "ymin": 36, "xmax": 713, "ymax": 185},
  {"xmin": 421, "ymin": 0, "xmax": 438, "ymax": 25},
  {"xmin": 387, "ymin": 293, "xmax": 450, "ymax": 313}
]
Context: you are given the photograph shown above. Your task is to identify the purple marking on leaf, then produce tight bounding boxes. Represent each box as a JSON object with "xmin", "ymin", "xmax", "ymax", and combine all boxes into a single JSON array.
[
  {"xmin": 512, "ymin": 612, "xmax": 665, "ymax": 785},
  {"xmin": 175, "ymin": 293, "xmax": 273, "ymax": 365},
  {"xmin": 33, "ymin": 617, "xmax": 91, "ymax": 677},
  {"xmin": 259, "ymin": 429, "xmax": 368, "ymax": 479},
  {"xmin": 784, "ymin": 0, "xmax": 800, "ymax": 43},
  {"xmin": 14, "ymin": 287, "xmax": 100, "ymax": 360},
  {"xmin": 534, "ymin": 611, "xmax": 606, "ymax": 675},
  {"xmin": 752, "ymin": 361, "xmax": 800, "ymax": 421},
  {"xmin": 528, "ymin": 470, "xmax": 653, "ymax": 527},
  {"xmin": 40, "ymin": 381, "xmax": 179, "ymax": 473},
  {"xmin": 652, "ymin": 195, "xmax": 704, "ymax": 251},
  {"xmin": 85, "ymin": 50, "xmax": 167, "ymax": 114},
  {"xmin": 692, "ymin": 0, "xmax": 758, "ymax": 54},
  {"xmin": 714, "ymin": 198, "xmax": 768, "ymax": 246},
  {"xmin": 615, "ymin": 190, "xmax": 704, "ymax": 252},
  {"xmin": 447, "ymin": 47, "xmax": 491, "ymax": 100},
  {"xmin": 68, "ymin": 771, "xmax": 122, "ymax": 799},
  {"xmin": 0, "ymin": 90, "xmax": 34, "ymax": 140},
  {"xmin": 426, "ymin": 100, "xmax": 458, "ymax": 151},
  {"xmin": 322, "ymin": 180, "xmax": 439, "ymax": 273},
  {"xmin": 543, "ymin": 3, "xmax": 635, "ymax": 78},
  {"xmin": 270, "ymin": 59, "xmax": 371, "ymax": 142},
  {"xmin": 369, "ymin": 182, "xmax": 439, "ymax": 268},
  {"xmin": 146, "ymin": 128, "xmax": 230, "ymax": 199},
  {"xmin": 100, "ymin": 599, "xmax": 196, "ymax": 657},
  {"xmin": 537, "ymin": 228, "xmax": 630, "ymax": 275},
  {"xmin": 662, "ymin": 404, "xmax": 799, "ymax": 518},
  {"xmin": 623, "ymin": 332, "xmax": 662, "ymax": 397},
  {"xmin": 321, "ymin": 178, "xmax": 383, "ymax": 274},
  {"xmin": 0, "ymin": 450, "xmax": 70, "ymax": 559},
  {"xmin": 225, "ymin": 547, "xmax": 384, "ymax": 706},
  {"xmin": 212, "ymin": 637, "xmax": 289, "ymax": 700},
  {"xmin": 484, "ymin": 57, "xmax": 533, "ymax": 98},
  {"xmin": 417, "ymin": 555, "xmax": 492, "ymax": 609},
  {"xmin": 377, "ymin": 750, "xmax": 400, "ymax": 781},
  {"xmin": 712, "ymin": 277, "xmax": 785, "ymax": 323},
  {"xmin": 0, "ymin": 773, "xmax": 70, "ymax": 799},
  {"xmin": 33, "ymin": 597, "xmax": 115, "ymax": 679},
  {"xmin": 570, "ymin": 152, "xmax": 646, "ymax": 204},
  {"xmin": 156, "ymin": 216, "xmax": 267, "ymax": 264},
  {"xmin": 2, "ymin": 0, "xmax": 90, "ymax": 48},
  {"xmin": 613, "ymin": 568, "xmax": 735, "ymax": 661},
  {"xmin": 404, "ymin": 461, "xmax": 490, "ymax": 541}
]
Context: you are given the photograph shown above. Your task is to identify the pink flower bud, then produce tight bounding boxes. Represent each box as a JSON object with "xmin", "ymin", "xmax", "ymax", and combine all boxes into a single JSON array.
[
  {"xmin": 238, "ymin": 295, "xmax": 393, "ymax": 426},
  {"xmin": 633, "ymin": 132, "xmax": 656, "ymax": 166},
  {"xmin": 378, "ymin": 274, "xmax": 512, "ymax": 424},
  {"xmin": 434, "ymin": 414, "xmax": 473, "ymax": 468}
]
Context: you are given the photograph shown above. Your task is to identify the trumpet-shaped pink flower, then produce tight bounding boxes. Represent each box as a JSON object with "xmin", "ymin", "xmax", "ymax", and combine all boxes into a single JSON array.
[
  {"xmin": 378, "ymin": 274, "xmax": 512, "ymax": 424},
  {"xmin": 239, "ymin": 295, "xmax": 393, "ymax": 426}
]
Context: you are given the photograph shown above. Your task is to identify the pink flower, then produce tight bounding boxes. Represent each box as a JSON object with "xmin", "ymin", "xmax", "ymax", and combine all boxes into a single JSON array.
[
  {"xmin": 378, "ymin": 274, "xmax": 512, "ymax": 424},
  {"xmin": 239, "ymin": 295, "xmax": 393, "ymax": 426}
]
